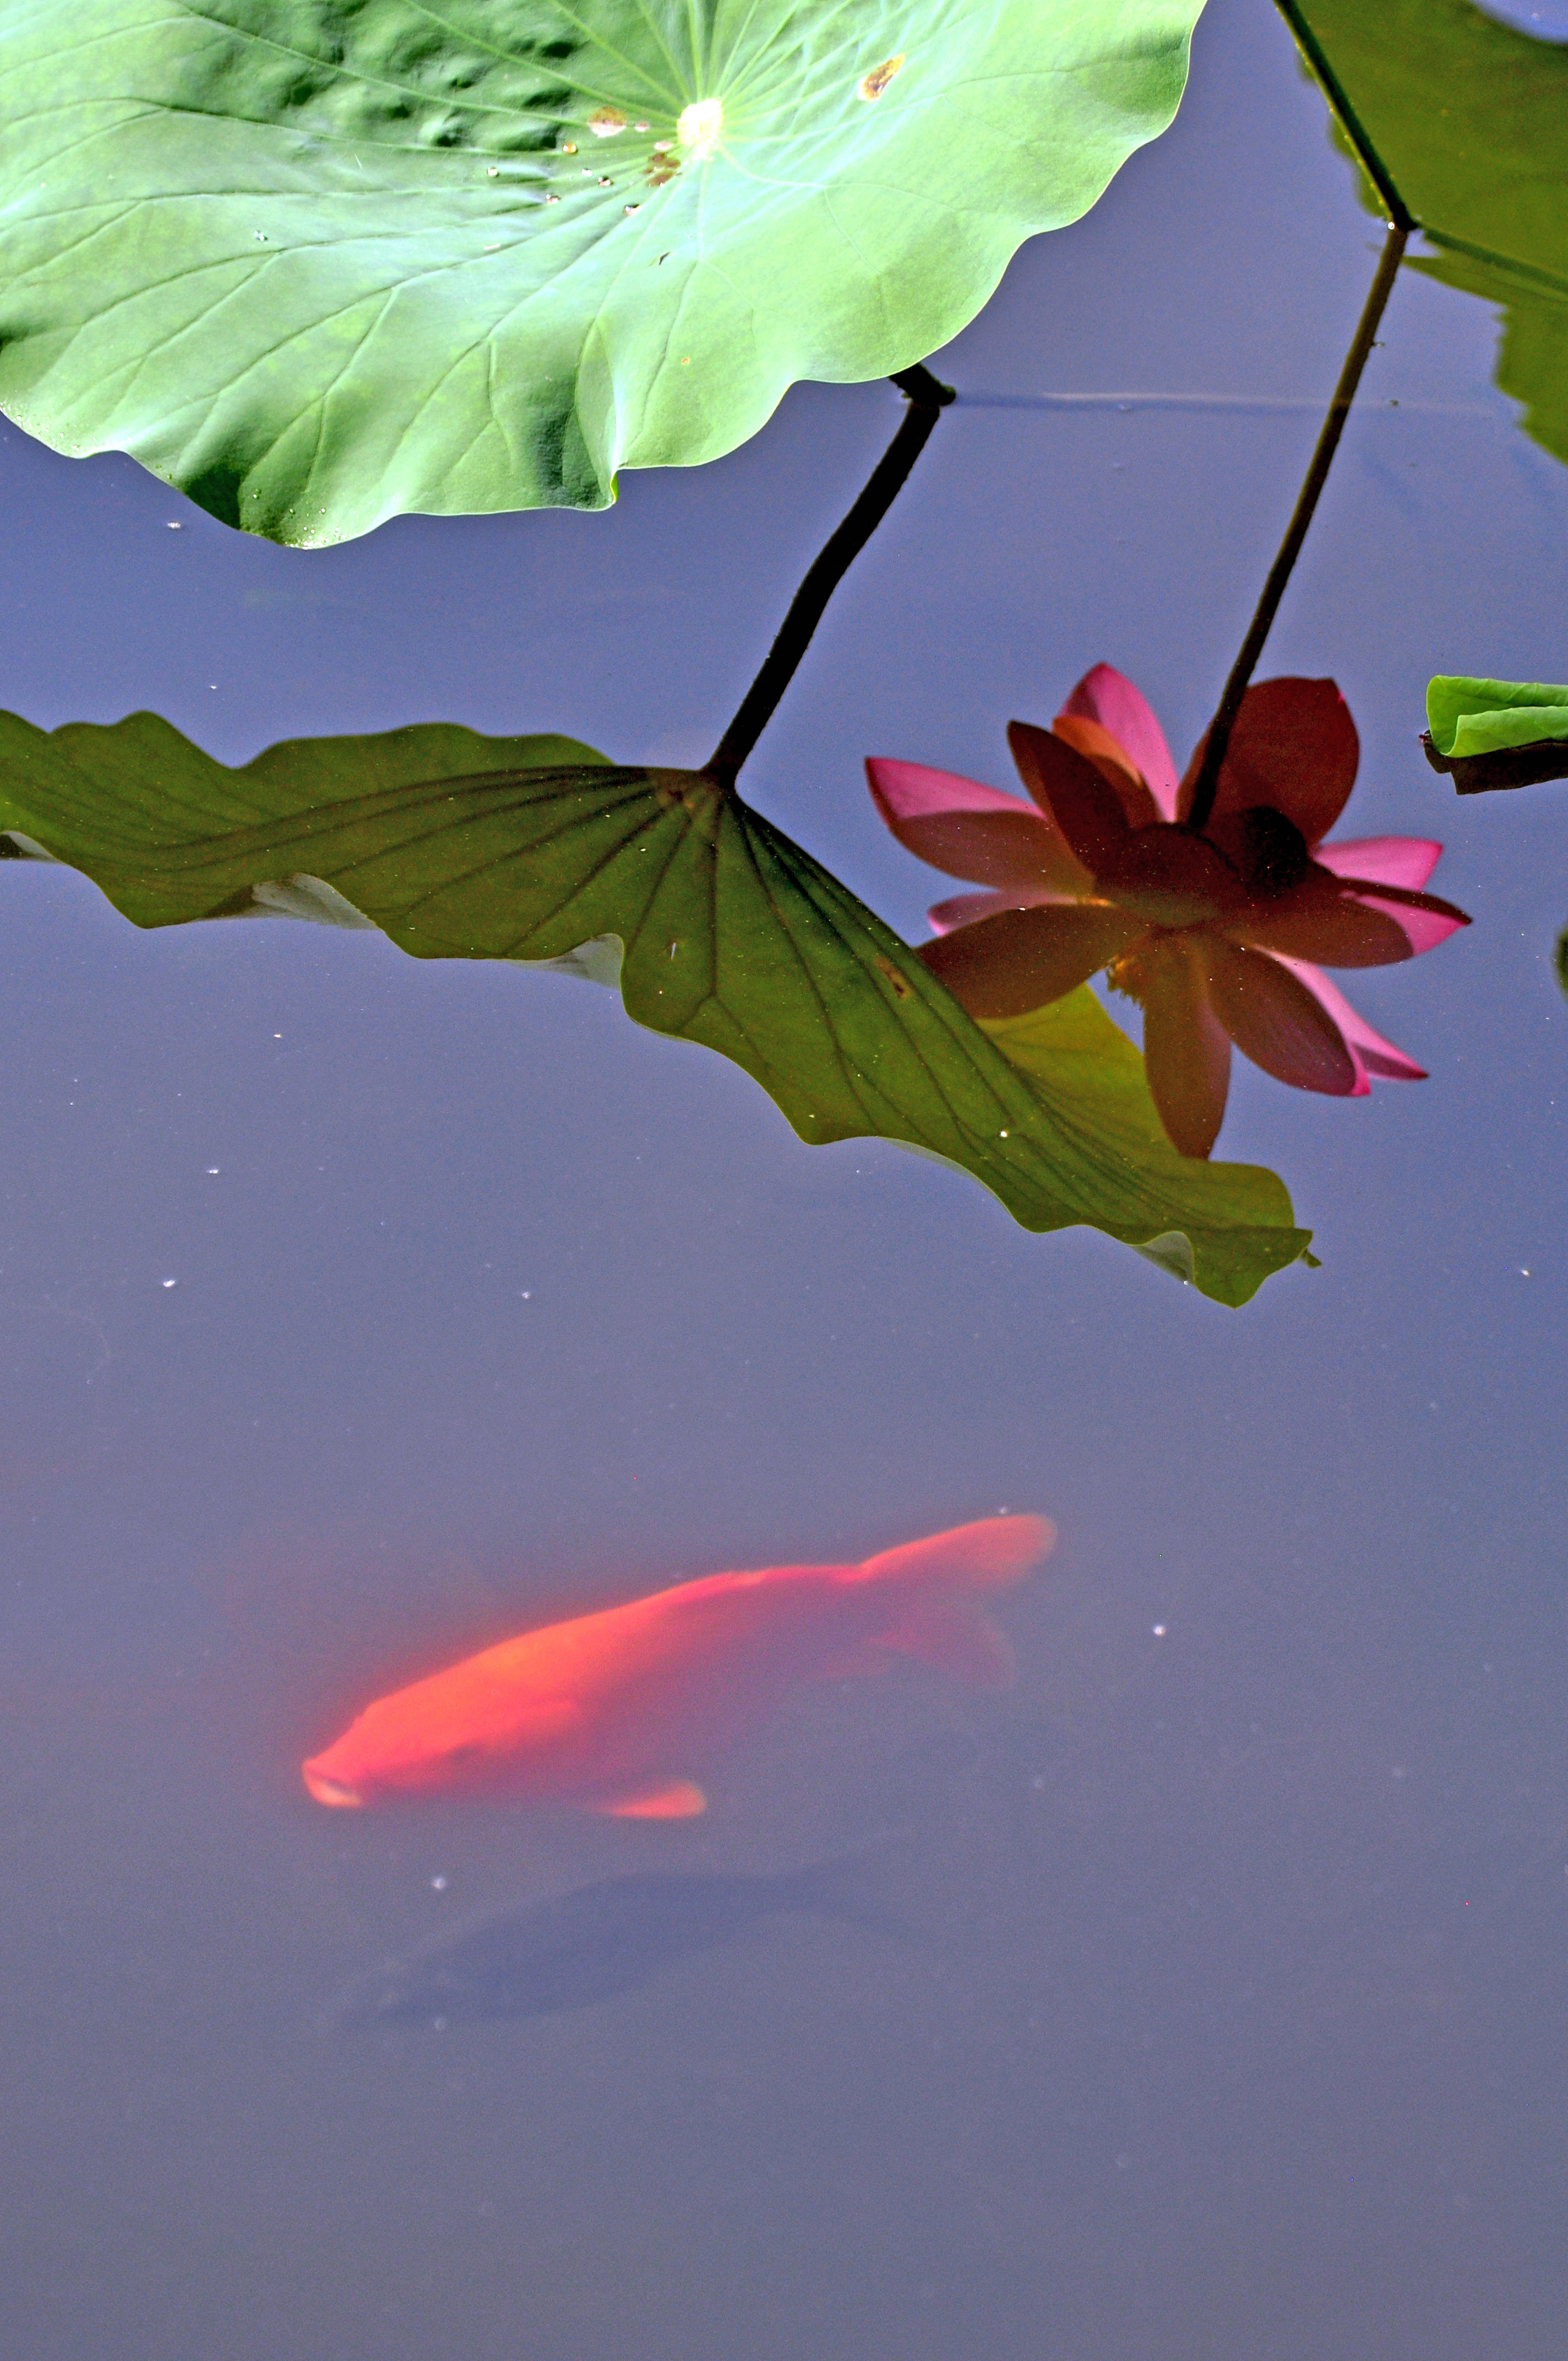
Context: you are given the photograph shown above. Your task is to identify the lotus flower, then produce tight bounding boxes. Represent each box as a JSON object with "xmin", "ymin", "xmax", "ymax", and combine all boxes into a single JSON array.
[{"xmin": 867, "ymin": 667, "xmax": 1469, "ymax": 1157}]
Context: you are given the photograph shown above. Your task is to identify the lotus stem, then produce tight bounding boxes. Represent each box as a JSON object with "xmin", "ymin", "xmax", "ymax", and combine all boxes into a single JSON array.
[
  {"xmin": 1272, "ymin": 1, "xmax": 1415, "ymax": 234},
  {"xmin": 1185, "ymin": 217, "xmax": 1409, "ymax": 834},
  {"xmin": 705, "ymin": 367, "xmax": 955, "ymax": 789}
]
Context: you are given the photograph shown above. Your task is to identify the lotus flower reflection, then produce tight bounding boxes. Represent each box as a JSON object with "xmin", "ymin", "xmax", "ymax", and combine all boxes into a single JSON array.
[{"xmin": 867, "ymin": 668, "xmax": 1469, "ymax": 1158}]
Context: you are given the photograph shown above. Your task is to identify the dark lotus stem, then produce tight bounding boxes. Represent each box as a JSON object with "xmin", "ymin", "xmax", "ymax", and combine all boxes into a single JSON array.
[
  {"xmin": 1185, "ymin": 219, "xmax": 1409, "ymax": 834},
  {"xmin": 1272, "ymin": 1, "xmax": 1415, "ymax": 233},
  {"xmin": 705, "ymin": 366, "xmax": 955, "ymax": 789}
]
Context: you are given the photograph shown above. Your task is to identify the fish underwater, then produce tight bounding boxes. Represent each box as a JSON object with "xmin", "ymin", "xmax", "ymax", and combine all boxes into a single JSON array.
[
  {"xmin": 332, "ymin": 1858, "xmax": 901, "ymax": 2029},
  {"xmin": 303, "ymin": 1515, "xmax": 1052, "ymax": 1818}
]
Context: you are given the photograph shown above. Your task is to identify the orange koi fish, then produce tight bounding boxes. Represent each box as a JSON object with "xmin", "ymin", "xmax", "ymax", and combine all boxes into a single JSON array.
[{"xmin": 302, "ymin": 1515, "xmax": 1053, "ymax": 1819}]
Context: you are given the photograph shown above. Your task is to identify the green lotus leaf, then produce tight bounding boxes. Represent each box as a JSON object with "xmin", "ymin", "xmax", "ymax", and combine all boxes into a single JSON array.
[
  {"xmin": 1422, "ymin": 673, "xmax": 1568, "ymax": 792},
  {"xmin": 1281, "ymin": 0, "xmax": 1568, "ymax": 467},
  {"xmin": 0, "ymin": 709, "xmax": 1308, "ymax": 1302},
  {"xmin": 0, "ymin": 0, "xmax": 1205, "ymax": 543},
  {"xmin": 1427, "ymin": 676, "xmax": 1568, "ymax": 760}
]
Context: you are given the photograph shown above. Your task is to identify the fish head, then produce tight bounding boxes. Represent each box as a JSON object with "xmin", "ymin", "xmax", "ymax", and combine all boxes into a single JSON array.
[
  {"xmin": 301, "ymin": 1688, "xmax": 532, "ymax": 1808},
  {"xmin": 302, "ymin": 1756, "xmax": 367, "ymax": 1808}
]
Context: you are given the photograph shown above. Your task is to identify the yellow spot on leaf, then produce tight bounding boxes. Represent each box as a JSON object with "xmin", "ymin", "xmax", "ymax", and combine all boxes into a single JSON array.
[
  {"xmin": 875, "ymin": 954, "xmax": 912, "ymax": 999},
  {"xmin": 588, "ymin": 108, "xmax": 628, "ymax": 138},
  {"xmin": 858, "ymin": 55, "xmax": 906, "ymax": 101},
  {"xmin": 677, "ymin": 97, "xmax": 724, "ymax": 160}
]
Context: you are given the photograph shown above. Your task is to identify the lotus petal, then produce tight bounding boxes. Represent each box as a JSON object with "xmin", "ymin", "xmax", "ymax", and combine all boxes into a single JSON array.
[
  {"xmin": 1238, "ymin": 874, "xmax": 1417, "ymax": 967},
  {"xmin": 1008, "ymin": 721, "xmax": 1133, "ymax": 875},
  {"xmin": 1180, "ymin": 678, "xmax": 1359, "ymax": 842},
  {"xmin": 1050, "ymin": 714, "xmax": 1162, "ymax": 826},
  {"xmin": 1059, "ymin": 663, "xmax": 1181, "ymax": 815},
  {"xmin": 1204, "ymin": 940, "xmax": 1359, "ymax": 1096},
  {"xmin": 1338, "ymin": 881, "xmax": 1471, "ymax": 957},
  {"xmin": 1316, "ymin": 836, "xmax": 1442, "ymax": 890},
  {"xmin": 919, "ymin": 902, "xmax": 1143, "ymax": 1019},
  {"xmin": 1139, "ymin": 937, "xmax": 1232, "ymax": 1158},
  {"xmin": 927, "ymin": 885, "xmax": 1059, "ymax": 935},
  {"xmin": 1270, "ymin": 957, "xmax": 1425, "ymax": 1083},
  {"xmin": 865, "ymin": 759, "xmax": 1088, "ymax": 891},
  {"xmin": 1096, "ymin": 822, "xmax": 1245, "ymax": 928}
]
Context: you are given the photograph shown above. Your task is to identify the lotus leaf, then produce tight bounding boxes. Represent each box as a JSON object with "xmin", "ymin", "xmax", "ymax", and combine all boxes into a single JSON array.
[
  {"xmin": 0, "ymin": 0, "xmax": 1205, "ymax": 541},
  {"xmin": 0, "ymin": 709, "xmax": 1308, "ymax": 1302},
  {"xmin": 1281, "ymin": 0, "xmax": 1568, "ymax": 466},
  {"xmin": 1423, "ymin": 674, "xmax": 1568, "ymax": 792}
]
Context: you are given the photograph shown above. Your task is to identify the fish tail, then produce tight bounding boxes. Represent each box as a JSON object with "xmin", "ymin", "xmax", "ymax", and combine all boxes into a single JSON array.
[{"xmin": 853, "ymin": 1516, "xmax": 1054, "ymax": 1689}]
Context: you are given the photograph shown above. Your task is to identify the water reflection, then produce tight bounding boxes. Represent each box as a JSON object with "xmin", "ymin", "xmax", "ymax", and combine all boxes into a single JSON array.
[
  {"xmin": 333, "ymin": 1860, "xmax": 900, "ymax": 2031},
  {"xmin": 1472, "ymin": 2, "xmax": 1568, "ymax": 40},
  {"xmin": 869, "ymin": 667, "xmax": 1468, "ymax": 1159},
  {"xmin": 303, "ymin": 1516, "xmax": 1053, "ymax": 1818},
  {"xmin": 1291, "ymin": 1, "xmax": 1568, "ymax": 466},
  {"xmin": 0, "ymin": 709, "xmax": 1309, "ymax": 1303}
]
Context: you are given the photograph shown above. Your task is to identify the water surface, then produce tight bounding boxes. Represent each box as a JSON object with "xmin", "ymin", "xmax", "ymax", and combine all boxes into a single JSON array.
[{"xmin": 3, "ymin": 3, "xmax": 1566, "ymax": 2355}]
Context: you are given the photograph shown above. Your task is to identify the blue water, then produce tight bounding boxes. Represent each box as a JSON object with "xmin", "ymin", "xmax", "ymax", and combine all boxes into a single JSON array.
[
  {"xmin": 1473, "ymin": 2, "xmax": 1568, "ymax": 42},
  {"xmin": 3, "ymin": 3, "xmax": 1566, "ymax": 2355}
]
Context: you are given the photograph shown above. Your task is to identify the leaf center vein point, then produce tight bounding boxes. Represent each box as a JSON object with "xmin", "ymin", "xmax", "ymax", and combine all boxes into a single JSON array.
[{"xmin": 676, "ymin": 97, "xmax": 724, "ymax": 161}]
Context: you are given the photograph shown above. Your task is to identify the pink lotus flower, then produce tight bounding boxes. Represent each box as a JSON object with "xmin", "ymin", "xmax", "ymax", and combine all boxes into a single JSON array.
[{"xmin": 867, "ymin": 666, "xmax": 1469, "ymax": 1158}]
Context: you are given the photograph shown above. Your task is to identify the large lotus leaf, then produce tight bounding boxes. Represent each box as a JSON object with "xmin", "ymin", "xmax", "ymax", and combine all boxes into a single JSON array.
[
  {"xmin": 0, "ymin": 710, "xmax": 1308, "ymax": 1302},
  {"xmin": 0, "ymin": 0, "xmax": 1205, "ymax": 543},
  {"xmin": 1281, "ymin": 0, "xmax": 1568, "ymax": 466}
]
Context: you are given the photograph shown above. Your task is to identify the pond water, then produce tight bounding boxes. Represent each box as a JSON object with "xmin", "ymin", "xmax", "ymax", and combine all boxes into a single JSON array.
[{"xmin": 3, "ymin": 3, "xmax": 1566, "ymax": 2356}]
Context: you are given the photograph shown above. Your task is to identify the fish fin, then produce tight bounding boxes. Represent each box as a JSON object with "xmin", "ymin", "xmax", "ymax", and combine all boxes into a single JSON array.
[
  {"xmin": 875, "ymin": 1599, "xmax": 1017, "ymax": 1690},
  {"xmin": 593, "ymin": 1779, "xmax": 707, "ymax": 1820},
  {"xmin": 856, "ymin": 1514, "xmax": 1054, "ymax": 1593}
]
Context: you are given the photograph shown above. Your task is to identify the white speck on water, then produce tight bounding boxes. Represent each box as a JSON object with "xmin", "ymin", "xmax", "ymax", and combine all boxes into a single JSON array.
[
  {"xmin": 1152, "ymin": 1623, "xmax": 1167, "ymax": 1636},
  {"xmin": 161, "ymin": 1278, "xmax": 177, "ymax": 1290},
  {"xmin": 206, "ymin": 1167, "xmax": 220, "ymax": 1175},
  {"xmin": 431, "ymin": 1874, "xmax": 448, "ymax": 1891},
  {"xmin": 520, "ymin": 1290, "xmax": 532, "ymax": 1299},
  {"xmin": 166, "ymin": 521, "xmax": 182, "ymax": 530}
]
